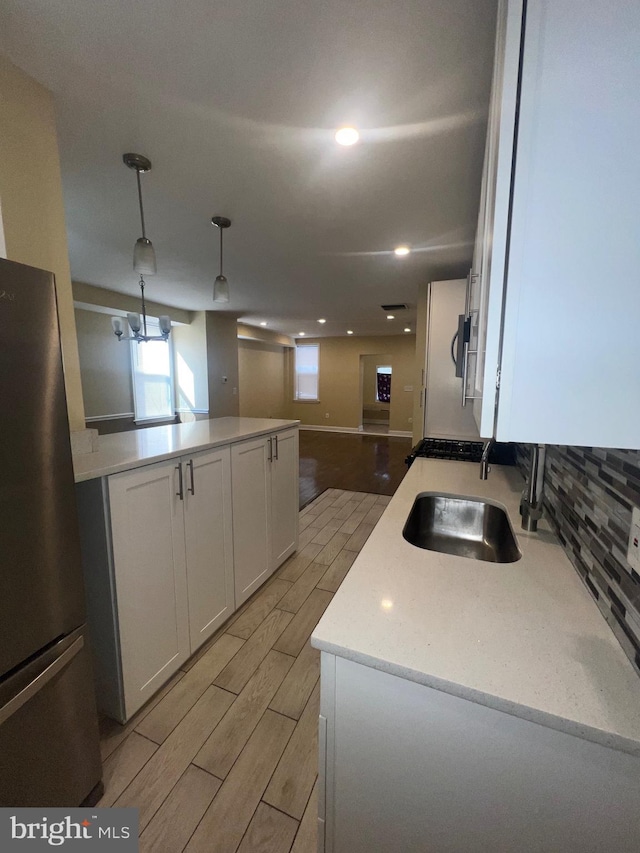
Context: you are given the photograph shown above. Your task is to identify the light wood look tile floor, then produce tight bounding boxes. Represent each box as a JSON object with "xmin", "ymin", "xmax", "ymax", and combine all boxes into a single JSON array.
[{"xmin": 98, "ymin": 488, "xmax": 390, "ymax": 853}]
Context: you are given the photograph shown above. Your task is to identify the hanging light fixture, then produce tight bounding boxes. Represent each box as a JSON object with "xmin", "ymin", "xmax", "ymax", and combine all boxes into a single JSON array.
[
  {"xmin": 112, "ymin": 153, "xmax": 171, "ymax": 342},
  {"xmin": 211, "ymin": 216, "xmax": 231, "ymax": 303}
]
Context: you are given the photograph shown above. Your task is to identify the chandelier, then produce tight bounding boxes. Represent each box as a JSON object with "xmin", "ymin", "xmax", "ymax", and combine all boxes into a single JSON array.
[{"xmin": 112, "ymin": 153, "xmax": 171, "ymax": 342}]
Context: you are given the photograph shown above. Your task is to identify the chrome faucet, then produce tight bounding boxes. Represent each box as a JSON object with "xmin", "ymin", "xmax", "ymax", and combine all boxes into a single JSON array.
[
  {"xmin": 479, "ymin": 438, "xmax": 495, "ymax": 480},
  {"xmin": 521, "ymin": 444, "xmax": 546, "ymax": 531}
]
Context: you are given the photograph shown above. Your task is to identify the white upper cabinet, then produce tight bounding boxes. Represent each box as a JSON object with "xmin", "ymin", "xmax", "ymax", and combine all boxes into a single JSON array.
[{"xmin": 472, "ymin": 0, "xmax": 640, "ymax": 447}]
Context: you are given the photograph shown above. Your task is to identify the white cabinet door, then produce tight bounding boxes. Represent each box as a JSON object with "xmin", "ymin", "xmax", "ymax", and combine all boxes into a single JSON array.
[
  {"xmin": 108, "ymin": 460, "xmax": 190, "ymax": 719},
  {"xmin": 231, "ymin": 435, "xmax": 272, "ymax": 606},
  {"xmin": 473, "ymin": 0, "xmax": 640, "ymax": 447},
  {"xmin": 495, "ymin": 0, "xmax": 640, "ymax": 447},
  {"xmin": 183, "ymin": 446, "xmax": 235, "ymax": 652},
  {"xmin": 470, "ymin": 0, "xmax": 523, "ymax": 437},
  {"xmin": 270, "ymin": 427, "xmax": 299, "ymax": 570}
]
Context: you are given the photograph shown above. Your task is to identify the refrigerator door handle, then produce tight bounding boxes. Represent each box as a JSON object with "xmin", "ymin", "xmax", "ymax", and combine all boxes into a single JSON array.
[{"xmin": 0, "ymin": 636, "xmax": 84, "ymax": 727}]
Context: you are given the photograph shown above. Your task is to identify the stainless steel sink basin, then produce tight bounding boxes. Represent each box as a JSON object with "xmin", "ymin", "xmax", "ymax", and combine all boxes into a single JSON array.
[{"xmin": 402, "ymin": 492, "xmax": 521, "ymax": 563}]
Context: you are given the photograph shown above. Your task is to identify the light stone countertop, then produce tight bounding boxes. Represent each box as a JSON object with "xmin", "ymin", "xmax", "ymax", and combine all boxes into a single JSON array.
[
  {"xmin": 311, "ymin": 457, "xmax": 640, "ymax": 756},
  {"xmin": 73, "ymin": 417, "xmax": 299, "ymax": 482}
]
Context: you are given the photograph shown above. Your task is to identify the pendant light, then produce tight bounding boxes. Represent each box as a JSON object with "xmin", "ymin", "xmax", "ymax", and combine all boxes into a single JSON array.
[
  {"xmin": 112, "ymin": 153, "xmax": 171, "ymax": 343},
  {"xmin": 211, "ymin": 216, "xmax": 231, "ymax": 303}
]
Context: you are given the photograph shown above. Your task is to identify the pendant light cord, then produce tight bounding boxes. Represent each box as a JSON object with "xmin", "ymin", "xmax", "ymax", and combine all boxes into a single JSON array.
[
  {"xmin": 219, "ymin": 225, "xmax": 224, "ymax": 276},
  {"xmin": 139, "ymin": 275, "xmax": 148, "ymax": 337},
  {"xmin": 136, "ymin": 168, "xmax": 147, "ymax": 239}
]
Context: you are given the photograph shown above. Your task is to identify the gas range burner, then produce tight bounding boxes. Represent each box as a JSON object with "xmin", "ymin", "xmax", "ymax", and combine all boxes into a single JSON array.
[{"xmin": 406, "ymin": 438, "xmax": 516, "ymax": 468}]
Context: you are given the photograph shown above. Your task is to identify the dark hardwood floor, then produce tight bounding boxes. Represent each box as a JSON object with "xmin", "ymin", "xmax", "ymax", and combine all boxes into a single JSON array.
[{"xmin": 299, "ymin": 430, "xmax": 413, "ymax": 507}]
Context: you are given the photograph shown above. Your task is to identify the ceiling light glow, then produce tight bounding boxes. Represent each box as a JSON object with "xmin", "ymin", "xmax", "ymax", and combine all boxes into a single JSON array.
[
  {"xmin": 387, "ymin": 315, "xmax": 395, "ymax": 320},
  {"xmin": 347, "ymin": 330, "xmax": 354, "ymax": 335},
  {"xmin": 318, "ymin": 318, "xmax": 326, "ymax": 324},
  {"xmin": 260, "ymin": 321, "xmax": 267, "ymax": 326},
  {"xmin": 394, "ymin": 245, "xmax": 411, "ymax": 256},
  {"xmin": 298, "ymin": 332, "xmax": 305, "ymax": 336},
  {"xmin": 404, "ymin": 327, "xmax": 411, "ymax": 333},
  {"xmin": 335, "ymin": 127, "xmax": 360, "ymax": 146}
]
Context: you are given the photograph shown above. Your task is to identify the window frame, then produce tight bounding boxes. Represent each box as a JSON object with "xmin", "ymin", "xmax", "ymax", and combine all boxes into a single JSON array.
[
  {"xmin": 129, "ymin": 320, "xmax": 176, "ymax": 424},
  {"xmin": 293, "ymin": 342, "xmax": 320, "ymax": 402}
]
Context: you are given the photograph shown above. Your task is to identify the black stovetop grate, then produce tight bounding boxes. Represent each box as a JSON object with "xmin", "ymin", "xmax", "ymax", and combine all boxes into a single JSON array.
[{"xmin": 412, "ymin": 438, "xmax": 485, "ymax": 462}]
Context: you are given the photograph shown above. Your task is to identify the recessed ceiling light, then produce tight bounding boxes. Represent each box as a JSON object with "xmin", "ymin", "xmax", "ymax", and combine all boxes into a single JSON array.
[
  {"xmin": 347, "ymin": 330, "xmax": 354, "ymax": 335},
  {"xmin": 394, "ymin": 245, "xmax": 410, "ymax": 256},
  {"xmin": 404, "ymin": 327, "xmax": 411, "ymax": 333},
  {"xmin": 387, "ymin": 315, "xmax": 395, "ymax": 320},
  {"xmin": 318, "ymin": 318, "xmax": 326, "ymax": 324},
  {"xmin": 298, "ymin": 331, "xmax": 305, "ymax": 336},
  {"xmin": 335, "ymin": 127, "xmax": 359, "ymax": 146},
  {"xmin": 260, "ymin": 321, "xmax": 267, "ymax": 326}
]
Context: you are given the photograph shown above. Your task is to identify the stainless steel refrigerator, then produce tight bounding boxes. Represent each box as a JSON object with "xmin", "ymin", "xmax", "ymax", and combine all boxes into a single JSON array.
[
  {"xmin": 422, "ymin": 278, "xmax": 481, "ymax": 441},
  {"xmin": 0, "ymin": 258, "xmax": 102, "ymax": 806}
]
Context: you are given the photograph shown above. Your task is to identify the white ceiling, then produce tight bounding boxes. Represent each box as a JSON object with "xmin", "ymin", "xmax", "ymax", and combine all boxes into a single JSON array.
[{"xmin": 0, "ymin": 0, "xmax": 497, "ymax": 338}]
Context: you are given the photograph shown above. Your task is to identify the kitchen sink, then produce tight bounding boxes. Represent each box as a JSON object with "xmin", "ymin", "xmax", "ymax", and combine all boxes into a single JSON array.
[{"xmin": 402, "ymin": 493, "xmax": 521, "ymax": 563}]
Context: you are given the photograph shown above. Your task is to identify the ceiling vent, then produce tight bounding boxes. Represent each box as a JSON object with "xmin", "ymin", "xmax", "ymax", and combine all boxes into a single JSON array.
[{"xmin": 381, "ymin": 303, "xmax": 409, "ymax": 311}]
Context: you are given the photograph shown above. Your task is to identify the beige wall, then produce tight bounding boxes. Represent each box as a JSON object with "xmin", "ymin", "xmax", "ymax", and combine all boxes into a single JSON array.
[
  {"xmin": 237, "ymin": 323, "xmax": 294, "ymax": 348},
  {"xmin": 75, "ymin": 297, "xmax": 208, "ymax": 426},
  {"xmin": 288, "ymin": 335, "xmax": 416, "ymax": 433},
  {"xmin": 0, "ymin": 55, "xmax": 85, "ymax": 429},
  {"xmin": 238, "ymin": 340, "xmax": 288, "ymax": 418},
  {"xmin": 73, "ymin": 280, "xmax": 192, "ymax": 326},
  {"xmin": 206, "ymin": 313, "xmax": 240, "ymax": 418},
  {"xmin": 75, "ymin": 308, "xmax": 133, "ymax": 418}
]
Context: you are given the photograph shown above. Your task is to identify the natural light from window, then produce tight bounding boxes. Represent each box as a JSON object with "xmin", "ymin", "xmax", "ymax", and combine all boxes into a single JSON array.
[
  {"xmin": 294, "ymin": 343, "xmax": 319, "ymax": 401},
  {"xmin": 130, "ymin": 322, "xmax": 174, "ymax": 422}
]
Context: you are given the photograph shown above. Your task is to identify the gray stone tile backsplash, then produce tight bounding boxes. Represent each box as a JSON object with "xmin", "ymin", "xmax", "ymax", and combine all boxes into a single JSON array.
[{"xmin": 517, "ymin": 445, "xmax": 640, "ymax": 677}]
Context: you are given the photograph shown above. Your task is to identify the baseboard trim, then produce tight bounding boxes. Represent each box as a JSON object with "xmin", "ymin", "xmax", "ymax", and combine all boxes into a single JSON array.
[
  {"xmin": 389, "ymin": 430, "xmax": 412, "ymax": 437},
  {"xmin": 299, "ymin": 425, "xmax": 361, "ymax": 434}
]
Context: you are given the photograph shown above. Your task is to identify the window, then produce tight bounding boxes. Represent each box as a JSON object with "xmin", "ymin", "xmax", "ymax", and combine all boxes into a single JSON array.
[
  {"xmin": 294, "ymin": 343, "xmax": 319, "ymax": 401},
  {"xmin": 376, "ymin": 365, "xmax": 392, "ymax": 403},
  {"xmin": 130, "ymin": 321, "xmax": 175, "ymax": 422}
]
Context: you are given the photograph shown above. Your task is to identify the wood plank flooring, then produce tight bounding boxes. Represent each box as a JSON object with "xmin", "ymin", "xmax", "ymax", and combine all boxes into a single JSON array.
[
  {"xmin": 298, "ymin": 430, "xmax": 412, "ymax": 507},
  {"xmin": 98, "ymin": 488, "xmax": 390, "ymax": 852}
]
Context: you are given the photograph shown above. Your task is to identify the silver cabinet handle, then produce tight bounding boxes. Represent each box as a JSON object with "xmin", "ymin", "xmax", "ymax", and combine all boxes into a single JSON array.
[
  {"xmin": 0, "ymin": 636, "xmax": 84, "ymax": 726},
  {"xmin": 461, "ymin": 341, "xmax": 470, "ymax": 407},
  {"xmin": 268, "ymin": 436, "xmax": 273, "ymax": 462},
  {"xmin": 176, "ymin": 463, "xmax": 184, "ymax": 500},
  {"xmin": 187, "ymin": 459, "xmax": 195, "ymax": 495},
  {"xmin": 274, "ymin": 434, "xmax": 279, "ymax": 460}
]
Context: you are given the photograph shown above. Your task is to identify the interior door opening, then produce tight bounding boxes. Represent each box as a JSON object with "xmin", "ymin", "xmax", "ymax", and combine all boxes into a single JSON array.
[{"xmin": 359, "ymin": 354, "xmax": 392, "ymax": 435}]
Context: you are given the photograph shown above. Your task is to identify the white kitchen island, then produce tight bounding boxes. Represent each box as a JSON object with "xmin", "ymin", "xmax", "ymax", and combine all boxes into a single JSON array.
[
  {"xmin": 74, "ymin": 417, "xmax": 299, "ymax": 722},
  {"xmin": 312, "ymin": 458, "xmax": 640, "ymax": 852}
]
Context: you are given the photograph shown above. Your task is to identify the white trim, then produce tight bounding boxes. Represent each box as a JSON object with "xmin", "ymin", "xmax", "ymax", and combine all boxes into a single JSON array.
[
  {"xmin": 299, "ymin": 425, "xmax": 361, "ymax": 434},
  {"xmin": 389, "ymin": 430, "xmax": 412, "ymax": 437},
  {"xmin": 85, "ymin": 412, "xmax": 135, "ymax": 422},
  {"xmin": 133, "ymin": 415, "xmax": 177, "ymax": 425},
  {"xmin": 175, "ymin": 408, "xmax": 209, "ymax": 414}
]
